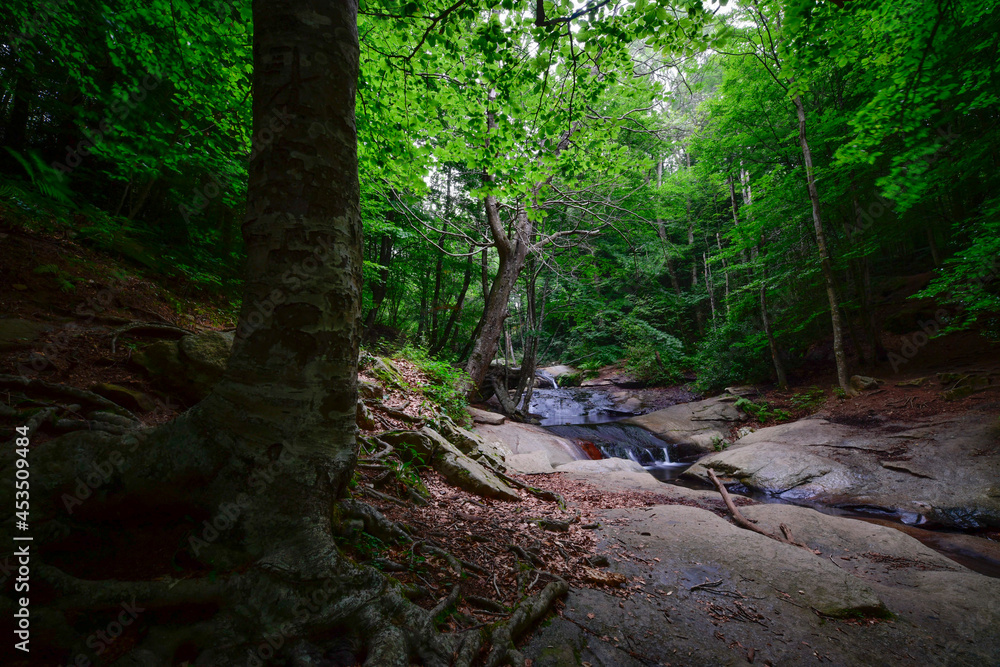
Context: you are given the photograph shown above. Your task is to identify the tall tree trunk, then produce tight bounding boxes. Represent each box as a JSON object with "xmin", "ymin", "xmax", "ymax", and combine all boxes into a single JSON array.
[
  {"xmin": 363, "ymin": 233, "xmax": 393, "ymax": 329},
  {"xmin": 759, "ymin": 272, "xmax": 788, "ymax": 390},
  {"xmin": 429, "ymin": 247, "xmax": 473, "ymax": 356},
  {"xmin": 430, "ymin": 232, "xmax": 446, "ymax": 346},
  {"xmin": 742, "ymin": 172, "xmax": 788, "ymax": 388},
  {"xmin": 685, "ymin": 151, "xmax": 704, "ymax": 335},
  {"xmin": 792, "ymin": 93, "xmax": 850, "ymax": 393},
  {"xmin": 656, "ymin": 159, "xmax": 682, "ymax": 295},
  {"xmin": 465, "ymin": 201, "xmax": 530, "ymax": 396},
  {"xmin": 416, "ymin": 268, "xmax": 430, "ymax": 342}
]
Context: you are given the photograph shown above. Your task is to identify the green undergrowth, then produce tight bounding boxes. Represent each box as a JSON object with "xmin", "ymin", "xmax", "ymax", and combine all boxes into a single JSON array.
[
  {"xmin": 398, "ymin": 345, "xmax": 472, "ymax": 426},
  {"xmin": 735, "ymin": 396, "xmax": 791, "ymax": 424}
]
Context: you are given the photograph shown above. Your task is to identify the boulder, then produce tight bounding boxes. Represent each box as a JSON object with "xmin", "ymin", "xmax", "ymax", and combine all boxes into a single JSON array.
[
  {"xmin": 371, "ymin": 357, "xmax": 406, "ymax": 387},
  {"xmin": 521, "ymin": 469, "xmax": 1000, "ymax": 667},
  {"xmin": 358, "ymin": 379, "xmax": 383, "ymax": 400},
  {"xmin": 505, "ymin": 451, "xmax": 556, "ymax": 475},
  {"xmin": 133, "ymin": 331, "xmax": 233, "ymax": 401},
  {"xmin": 379, "ymin": 428, "xmax": 519, "ymax": 501},
  {"xmin": 435, "ymin": 417, "xmax": 507, "ymax": 470},
  {"xmin": 621, "ymin": 396, "xmax": 746, "ymax": 459},
  {"xmin": 90, "ymin": 383, "xmax": 157, "ymax": 413},
  {"xmin": 555, "ymin": 458, "xmax": 645, "ymax": 474},
  {"xmin": 850, "ymin": 375, "xmax": 880, "ymax": 391},
  {"xmin": 724, "ymin": 385, "xmax": 760, "ymax": 397},
  {"xmin": 435, "ymin": 418, "xmax": 485, "ymax": 455},
  {"xmin": 474, "ymin": 421, "xmax": 587, "ymax": 472},
  {"xmin": 542, "ymin": 364, "xmax": 581, "ymax": 379},
  {"xmin": 684, "ymin": 414, "xmax": 1000, "ymax": 528},
  {"xmin": 686, "ymin": 441, "xmax": 857, "ymax": 498},
  {"xmin": 467, "ymin": 406, "xmax": 505, "ymax": 425},
  {"xmin": 356, "ymin": 400, "xmax": 376, "ymax": 431}
]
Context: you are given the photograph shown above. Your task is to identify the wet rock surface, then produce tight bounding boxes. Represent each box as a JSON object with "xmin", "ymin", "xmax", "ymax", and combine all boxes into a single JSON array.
[
  {"xmin": 684, "ymin": 411, "xmax": 1000, "ymax": 528},
  {"xmin": 621, "ymin": 395, "xmax": 747, "ymax": 459},
  {"xmin": 474, "ymin": 420, "xmax": 587, "ymax": 472}
]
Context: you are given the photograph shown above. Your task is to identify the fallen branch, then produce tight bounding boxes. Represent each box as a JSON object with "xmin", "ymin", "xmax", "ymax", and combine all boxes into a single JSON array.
[{"xmin": 707, "ymin": 469, "xmax": 816, "ymax": 553}]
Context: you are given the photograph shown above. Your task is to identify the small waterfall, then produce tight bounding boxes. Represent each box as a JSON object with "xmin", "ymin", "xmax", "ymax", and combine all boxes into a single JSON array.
[
  {"xmin": 548, "ymin": 422, "xmax": 692, "ymax": 480},
  {"xmin": 535, "ymin": 369, "xmax": 558, "ymax": 389}
]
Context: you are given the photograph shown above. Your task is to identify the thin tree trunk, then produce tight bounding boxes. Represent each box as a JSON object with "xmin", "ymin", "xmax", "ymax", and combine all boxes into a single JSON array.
[
  {"xmin": 793, "ymin": 93, "xmax": 850, "ymax": 393},
  {"xmin": 363, "ymin": 234, "xmax": 393, "ymax": 329},
  {"xmin": 430, "ymin": 248, "xmax": 473, "ymax": 356},
  {"xmin": 416, "ymin": 268, "xmax": 430, "ymax": 342},
  {"xmin": 657, "ymin": 159, "xmax": 682, "ymax": 295},
  {"xmin": 760, "ymin": 277, "xmax": 788, "ymax": 390},
  {"xmin": 704, "ymin": 252, "xmax": 716, "ymax": 323},
  {"xmin": 430, "ymin": 233, "xmax": 446, "ymax": 346},
  {"xmin": 685, "ymin": 152, "xmax": 704, "ymax": 335}
]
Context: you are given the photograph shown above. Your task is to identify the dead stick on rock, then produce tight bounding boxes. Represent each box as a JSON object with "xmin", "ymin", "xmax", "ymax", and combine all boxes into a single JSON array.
[{"xmin": 707, "ymin": 469, "xmax": 815, "ymax": 553}]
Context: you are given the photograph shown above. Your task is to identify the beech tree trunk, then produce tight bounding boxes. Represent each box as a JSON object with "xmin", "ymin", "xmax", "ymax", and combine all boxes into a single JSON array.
[{"xmin": 793, "ymin": 93, "xmax": 850, "ymax": 393}]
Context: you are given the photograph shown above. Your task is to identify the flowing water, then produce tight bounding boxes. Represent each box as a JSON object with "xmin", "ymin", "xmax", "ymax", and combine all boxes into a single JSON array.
[
  {"xmin": 529, "ymin": 385, "xmax": 1000, "ymax": 576},
  {"xmin": 530, "ymin": 387, "xmax": 692, "ymax": 480}
]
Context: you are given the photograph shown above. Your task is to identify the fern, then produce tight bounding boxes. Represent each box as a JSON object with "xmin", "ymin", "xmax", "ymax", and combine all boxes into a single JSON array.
[{"xmin": 4, "ymin": 148, "xmax": 75, "ymax": 204}]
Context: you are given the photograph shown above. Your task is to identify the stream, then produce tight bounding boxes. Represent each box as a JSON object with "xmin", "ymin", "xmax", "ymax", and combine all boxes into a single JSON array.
[
  {"xmin": 529, "ymin": 384, "xmax": 1000, "ymax": 578},
  {"xmin": 529, "ymin": 386, "xmax": 693, "ymax": 480}
]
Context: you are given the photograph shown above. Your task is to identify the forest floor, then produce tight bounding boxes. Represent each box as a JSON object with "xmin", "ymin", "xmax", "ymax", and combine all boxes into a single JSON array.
[{"xmin": 4, "ymin": 224, "xmax": 1000, "ymax": 665}]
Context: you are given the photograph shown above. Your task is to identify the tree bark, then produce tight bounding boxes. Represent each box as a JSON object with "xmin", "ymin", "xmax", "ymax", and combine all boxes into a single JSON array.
[
  {"xmin": 656, "ymin": 159, "xmax": 682, "ymax": 295},
  {"xmin": 429, "ymin": 247, "xmax": 473, "ymax": 356},
  {"xmin": 792, "ymin": 93, "xmax": 850, "ymax": 393},
  {"xmin": 363, "ymin": 233, "xmax": 394, "ymax": 329},
  {"xmin": 464, "ymin": 198, "xmax": 530, "ymax": 397},
  {"xmin": 759, "ymin": 270, "xmax": 788, "ymax": 390}
]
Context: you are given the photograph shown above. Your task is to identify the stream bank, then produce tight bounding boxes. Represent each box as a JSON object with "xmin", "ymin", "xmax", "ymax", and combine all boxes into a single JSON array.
[{"xmin": 475, "ymin": 378, "xmax": 1000, "ymax": 579}]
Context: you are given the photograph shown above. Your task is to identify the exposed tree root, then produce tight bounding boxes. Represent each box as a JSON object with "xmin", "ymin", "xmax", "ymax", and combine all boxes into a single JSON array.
[
  {"xmin": 482, "ymin": 578, "xmax": 569, "ymax": 667},
  {"xmin": 486, "ymin": 374, "xmax": 533, "ymax": 423},
  {"xmin": 485, "ymin": 463, "xmax": 567, "ymax": 508},
  {"xmin": 0, "ymin": 374, "xmax": 139, "ymax": 422},
  {"xmin": 109, "ymin": 321, "xmax": 196, "ymax": 353},
  {"xmin": 2, "ymin": 398, "xmax": 573, "ymax": 666}
]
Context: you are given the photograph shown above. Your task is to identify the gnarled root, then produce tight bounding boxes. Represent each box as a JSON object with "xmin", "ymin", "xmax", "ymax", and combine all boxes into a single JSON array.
[{"xmin": 4, "ymin": 401, "xmax": 568, "ymax": 666}]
